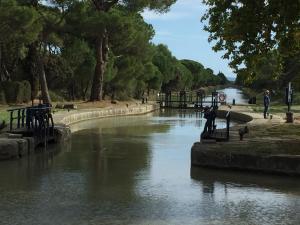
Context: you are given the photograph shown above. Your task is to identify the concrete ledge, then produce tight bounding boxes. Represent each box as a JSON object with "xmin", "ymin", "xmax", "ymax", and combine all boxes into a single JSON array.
[
  {"xmin": 0, "ymin": 139, "xmax": 19, "ymax": 160},
  {"xmin": 54, "ymin": 124, "xmax": 71, "ymax": 142},
  {"xmin": 191, "ymin": 109, "xmax": 300, "ymax": 176},
  {"xmin": 0, "ymin": 137, "xmax": 36, "ymax": 160},
  {"xmin": 191, "ymin": 142, "xmax": 300, "ymax": 175},
  {"xmin": 216, "ymin": 110, "xmax": 253, "ymax": 123},
  {"xmin": 55, "ymin": 104, "xmax": 159, "ymax": 127}
]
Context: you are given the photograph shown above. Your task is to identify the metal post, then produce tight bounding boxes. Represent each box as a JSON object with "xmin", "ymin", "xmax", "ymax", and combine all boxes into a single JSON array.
[
  {"xmin": 21, "ymin": 109, "xmax": 25, "ymax": 127},
  {"xmin": 17, "ymin": 109, "xmax": 21, "ymax": 128},
  {"xmin": 201, "ymin": 94, "xmax": 203, "ymax": 108},
  {"xmin": 9, "ymin": 111, "xmax": 13, "ymax": 131},
  {"xmin": 226, "ymin": 112, "xmax": 230, "ymax": 141}
]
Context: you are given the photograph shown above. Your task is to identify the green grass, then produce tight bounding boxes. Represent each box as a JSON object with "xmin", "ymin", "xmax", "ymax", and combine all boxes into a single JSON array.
[
  {"xmin": 251, "ymin": 104, "xmax": 300, "ymax": 114},
  {"xmin": 265, "ymin": 124, "xmax": 300, "ymax": 137},
  {"xmin": 0, "ymin": 109, "xmax": 9, "ymax": 123},
  {"xmin": 212, "ymin": 123, "xmax": 300, "ymax": 156},
  {"xmin": 242, "ymin": 87, "xmax": 300, "ymax": 105}
]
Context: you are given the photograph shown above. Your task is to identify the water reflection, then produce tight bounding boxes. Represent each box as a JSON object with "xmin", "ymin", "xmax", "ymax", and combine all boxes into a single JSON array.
[
  {"xmin": 191, "ymin": 167, "xmax": 300, "ymax": 194},
  {"xmin": 191, "ymin": 167, "xmax": 300, "ymax": 225}
]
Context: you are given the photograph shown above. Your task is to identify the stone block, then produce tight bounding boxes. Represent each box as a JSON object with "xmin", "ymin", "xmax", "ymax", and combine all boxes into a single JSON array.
[
  {"xmin": 24, "ymin": 137, "xmax": 35, "ymax": 155},
  {"xmin": 0, "ymin": 139, "xmax": 19, "ymax": 160},
  {"xmin": 15, "ymin": 139, "xmax": 28, "ymax": 158},
  {"xmin": 54, "ymin": 125, "xmax": 71, "ymax": 142},
  {"xmin": 8, "ymin": 133, "xmax": 23, "ymax": 139}
]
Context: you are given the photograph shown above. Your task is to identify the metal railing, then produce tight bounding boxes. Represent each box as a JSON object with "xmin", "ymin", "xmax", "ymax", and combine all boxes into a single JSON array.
[{"xmin": 7, "ymin": 104, "xmax": 54, "ymax": 140}]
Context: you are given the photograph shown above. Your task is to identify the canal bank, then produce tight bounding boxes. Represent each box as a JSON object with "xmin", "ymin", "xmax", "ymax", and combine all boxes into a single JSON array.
[
  {"xmin": 0, "ymin": 103, "xmax": 159, "ymax": 160},
  {"xmin": 191, "ymin": 105, "xmax": 300, "ymax": 175}
]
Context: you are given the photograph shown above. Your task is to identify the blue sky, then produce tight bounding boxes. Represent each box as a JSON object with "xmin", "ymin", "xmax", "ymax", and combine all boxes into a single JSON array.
[{"xmin": 142, "ymin": 0, "xmax": 236, "ymax": 79}]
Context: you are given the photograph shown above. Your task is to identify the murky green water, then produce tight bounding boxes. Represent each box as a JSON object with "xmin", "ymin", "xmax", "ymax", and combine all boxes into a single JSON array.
[{"xmin": 0, "ymin": 108, "xmax": 300, "ymax": 225}]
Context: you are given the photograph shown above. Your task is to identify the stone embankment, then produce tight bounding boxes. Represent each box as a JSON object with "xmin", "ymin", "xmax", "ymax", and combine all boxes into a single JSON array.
[
  {"xmin": 0, "ymin": 103, "xmax": 158, "ymax": 160},
  {"xmin": 191, "ymin": 105, "xmax": 300, "ymax": 176},
  {"xmin": 54, "ymin": 103, "xmax": 158, "ymax": 126}
]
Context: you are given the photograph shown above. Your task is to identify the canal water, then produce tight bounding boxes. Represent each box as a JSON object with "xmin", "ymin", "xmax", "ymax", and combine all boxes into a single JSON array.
[
  {"xmin": 217, "ymin": 87, "xmax": 248, "ymax": 105},
  {"xmin": 0, "ymin": 89, "xmax": 300, "ymax": 225}
]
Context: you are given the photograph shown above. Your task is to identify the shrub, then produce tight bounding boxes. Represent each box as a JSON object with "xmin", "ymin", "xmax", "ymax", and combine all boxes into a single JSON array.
[
  {"xmin": 0, "ymin": 89, "xmax": 6, "ymax": 104},
  {"xmin": 21, "ymin": 80, "xmax": 31, "ymax": 103},
  {"xmin": 49, "ymin": 90, "xmax": 65, "ymax": 102},
  {"xmin": 2, "ymin": 80, "xmax": 31, "ymax": 103}
]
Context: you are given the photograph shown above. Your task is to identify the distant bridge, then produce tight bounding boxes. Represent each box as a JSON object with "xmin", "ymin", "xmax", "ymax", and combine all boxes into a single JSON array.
[{"xmin": 156, "ymin": 90, "xmax": 226, "ymax": 109}]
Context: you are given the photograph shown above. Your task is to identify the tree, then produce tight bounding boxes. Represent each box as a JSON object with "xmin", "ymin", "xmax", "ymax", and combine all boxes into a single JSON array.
[
  {"xmin": 181, "ymin": 59, "xmax": 224, "ymax": 88},
  {"xmin": 19, "ymin": 0, "xmax": 70, "ymax": 104},
  {"xmin": 0, "ymin": 0, "xmax": 41, "ymax": 82},
  {"xmin": 217, "ymin": 72, "xmax": 228, "ymax": 85},
  {"xmin": 85, "ymin": 0, "xmax": 176, "ymax": 101},
  {"xmin": 152, "ymin": 44, "xmax": 177, "ymax": 88},
  {"xmin": 61, "ymin": 38, "xmax": 96, "ymax": 100},
  {"xmin": 202, "ymin": 0, "xmax": 300, "ymax": 87}
]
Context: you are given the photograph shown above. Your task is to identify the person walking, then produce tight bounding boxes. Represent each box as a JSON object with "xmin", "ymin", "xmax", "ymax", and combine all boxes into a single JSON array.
[{"xmin": 263, "ymin": 90, "xmax": 270, "ymax": 119}]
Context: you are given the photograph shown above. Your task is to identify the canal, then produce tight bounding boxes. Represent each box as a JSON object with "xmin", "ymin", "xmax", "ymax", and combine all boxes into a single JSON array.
[{"xmin": 0, "ymin": 89, "xmax": 299, "ymax": 225}]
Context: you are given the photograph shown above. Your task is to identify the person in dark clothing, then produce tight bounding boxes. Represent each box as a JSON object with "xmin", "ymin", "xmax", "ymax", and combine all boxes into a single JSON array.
[
  {"xmin": 263, "ymin": 90, "xmax": 270, "ymax": 119},
  {"xmin": 201, "ymin": 106, "xmax": 215, "ymax": 139}
]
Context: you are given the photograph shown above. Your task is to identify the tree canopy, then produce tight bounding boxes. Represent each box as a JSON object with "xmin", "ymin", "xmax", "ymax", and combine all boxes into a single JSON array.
[
  {"xmin": 0, "ymin": 0, "xmax": 227, "ymax": 104},
  {"xmin": 202, "ymin": 0, "xmax": 300, "ymax": 89}
]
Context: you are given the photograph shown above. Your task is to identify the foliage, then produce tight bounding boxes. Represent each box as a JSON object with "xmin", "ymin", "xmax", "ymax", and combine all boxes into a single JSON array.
[
  {"xmin": 1, "ymin": 80, "xmax": 31, "ymax": 103},
  {"xmin": 202, "ymin": 0, "xmax": 300, "ymax": 90},
  {"xmin": 0, "ymin": 88, "xmax": 6, "ymax": 104},
  {"xmin": 0, "ymin": 0, "xmax": 227, "ymax": 104}
]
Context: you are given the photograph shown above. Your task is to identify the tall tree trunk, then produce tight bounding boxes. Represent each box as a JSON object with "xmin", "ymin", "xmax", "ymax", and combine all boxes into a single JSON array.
[
  {"xmin": 27, "ymin": 43, "xmax": 40, "ymax": 101},
  {"xmin": 0, "ymin": 44, "xmax": 10, "ymax": 82},
  {"xmin": 0, "ymin": 44, "xmax": 3, "ymax": 82},
  {"xmin": 90, "ymin": 32, "xmax": 108, "ymax": 101},
  {"xmin": 38, "ymin": 58, "xmax": 51, "ymax": 104},
  {"xmin": 28, "ymin": 42, "xmax": 51, "ymax": 104}
]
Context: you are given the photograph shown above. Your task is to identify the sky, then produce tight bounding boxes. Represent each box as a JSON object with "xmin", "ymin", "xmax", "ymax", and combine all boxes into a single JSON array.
[{"xmin": 142, "ymin": 0, "xmax": 236, "ymax": 79}]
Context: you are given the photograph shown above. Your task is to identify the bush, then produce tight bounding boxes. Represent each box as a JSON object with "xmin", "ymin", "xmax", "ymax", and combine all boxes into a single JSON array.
[
  {"xmin": 1, "ymin": 80, "xmax": 31, "ymax": 103},
  {"xmin": 115, "ymin": 90, "xmax": 131, "ymax": 101},
  {"xmin": 0, "ymin": 90, "xmax": 6, "ymax": 104},
  {"xmin": 21, "ymin": 80, "xmax": 31, "ymax": 103},
  {"xmin": 49, "ymin": 90, "xmax": 65, "ymax": 102},
  {"xmin": 0, "ymin": 83, "xmax": 6, "ymax": 104}
]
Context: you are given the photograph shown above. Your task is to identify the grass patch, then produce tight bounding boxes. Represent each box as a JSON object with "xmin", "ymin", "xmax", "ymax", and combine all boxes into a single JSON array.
[
  {"xmin": 264, "ymin": 124, "xmax": 300, "ymax": 137},
  {"xmin": 0, "ymin": 109, "xmax": 9, "ymax": 124},
  {"xmin": 251, "ymin": 104, "xmax": 300, "ymax": 114}
]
